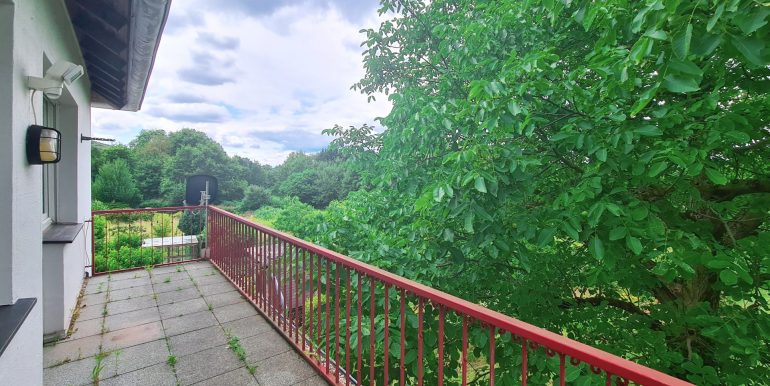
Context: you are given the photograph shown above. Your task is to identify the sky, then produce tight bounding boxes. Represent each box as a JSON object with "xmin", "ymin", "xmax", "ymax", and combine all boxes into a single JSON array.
[{"xmin": 91, "ymin": 0, "xmax": 391, "ymax": 165}]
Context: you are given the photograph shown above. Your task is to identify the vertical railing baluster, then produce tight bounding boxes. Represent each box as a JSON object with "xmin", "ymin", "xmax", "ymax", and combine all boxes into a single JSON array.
[
  {"xmin": 462, "ymin": 316, "xmax": 468, "ymax": 386},
  {"xmin": 559, "ymin": 354, "xmax": 566, "ymax": 386},
  {"xmin": 489, "ymin": 326, "xmax": 496, "ymax": 386},
  {"xmin": 334, "ymin": 263, "xmax": 342, "ymax": 383},
  {"xmin": 417, "ymin": 297, "xmax": 424, "ymax": 386},
  {"xmin": 369, "ymin": 278, "xmax": 376, "ymax": 386},
  {"xmin": 383, "ymin": 285, "xmax": 390, "ymax": 386},
  {"xmin": 344, "ymin": 268, "xmax": 352, "ymax": 386},
  {"xmin": 316, "ymin": 254, "xmax": 322, "ymax": 364},
  {"xmin": 308, "ymin": 252, "xmax": 315, "ymax": 355},
  {"xmin": 438, "ymin": 306, "xmax": 445, "ymax": 386},
  {"xmin": 356, "ymin": 273, "xmax": 363, "ymax": 384},
  {"xmin": 325, "ymin": 259, "xmax": 331, "ymax": 374},
  {"xmin": 521, "ymin": 339, "xmax": 528, "ymax": 386},
  {"xmin": 399, "ymin": 289, "xmax": 406, "ymax": 386}
]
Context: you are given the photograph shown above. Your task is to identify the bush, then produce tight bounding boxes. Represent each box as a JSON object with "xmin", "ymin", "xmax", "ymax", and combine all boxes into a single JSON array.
[
  {"xmin": 178, "ymin": 209, "xmax": 205, "ymax": 235},
  {"xmin": 239, "ymin": 185, "xmax": 271, "ymax": 212},
  {"xmin": 151, "ymin": 213, "xmax": 174, "ymax": 237}
]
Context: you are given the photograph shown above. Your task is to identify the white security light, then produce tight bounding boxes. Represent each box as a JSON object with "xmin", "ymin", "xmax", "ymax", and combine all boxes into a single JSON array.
[{"xmin": 27, "ymin": 60, "xmax": 85, "ymax": 99}]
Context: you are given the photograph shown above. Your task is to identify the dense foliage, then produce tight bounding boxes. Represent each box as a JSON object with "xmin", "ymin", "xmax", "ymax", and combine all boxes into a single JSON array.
[{"xmin": 262, "ymin": 0, "xmax": 770, "ymax": 384}]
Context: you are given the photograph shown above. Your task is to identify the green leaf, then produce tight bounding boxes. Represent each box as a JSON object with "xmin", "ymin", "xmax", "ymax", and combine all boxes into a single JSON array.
[
  {"xmin": 589, "ymin": 236, "xmax": 605, "ymax": 261},
  {"xmin": 672, "ymin": 23, "xmax": 693, "ymax": 59},
  {"xmin": 645, "ymin": 29, "xmax": 668, "ymax": 40},
  {"xmin": 719, "ymin": 270, "xmax": 738, "ymax": 286},
  {"xmin": 630, "ymin": 83, "xmax": 660, "ymax": 117},
  {"xmin": 704, "ymin": 168, "xmax": 728, "ymax": 185},
  {"xmin": 724, "ymin": 130, "xmax": 751, "ymax": 144},
  {"xmin": 669, "ymin": 59, "xmax": 702, "ymax": 77},
  {"xmin": 609, "ymin": 227, "xmax": 627, "ymax": 241},
  {"xmin": 508, "ymin": 100, "xmax": 522, "ymax": 116},
  {"xmin": 464, "ymin": 212, "xmax": 474, "ymax": 233},
  {"xmin": 705, "ymin": 259, "xmax": 731, "ymax": 269},
  {"xmin": 634, "ymin": 125, "xmax": 662, "ymax": 136},
  {"xmin": 732, "ymin": 7, "xmax": 770, "ymax": 34},
  {"xmin": 562, "ymin": 223, "xmax": 580, "ymax": 240},
  {"xmin": 663, "ymin": 74, "xmax": 700, "ymax": 93},
  {"xmin": 730, "ymin": 36, "xmax": 770, "ymax": 67},
  {"xmin": 596, "ymin": 148, "xmax": 607, "ymax": 162},
  {"xmin": 648, "ymin": 161, "xmax": 668, "ymax": 177},
  {"xmin": 536, "ymin": 227, "xmax": 557, "ymax": 246},
  {"xmin": 707, "ymin": 4, "xmax": 724, "ymax": 32},
  {"xmin": 474, "ymin": 176, "xmax": 487, "ymax": 193},
  {"xmin": 626, "ymin": 236, "xmax": 643, "ymax": 255}
]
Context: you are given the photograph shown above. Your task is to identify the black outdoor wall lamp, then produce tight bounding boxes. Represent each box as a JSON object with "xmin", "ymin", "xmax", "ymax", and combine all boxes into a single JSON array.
[{"xmin": 26, "ymin": 125, "xmax": 62, "ymax": 164}]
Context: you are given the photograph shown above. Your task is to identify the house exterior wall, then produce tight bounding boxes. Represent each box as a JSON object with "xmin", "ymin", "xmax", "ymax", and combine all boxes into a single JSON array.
[{"xmin": 0, "ymin": 0, "xmax": 91, "ymax": 385}]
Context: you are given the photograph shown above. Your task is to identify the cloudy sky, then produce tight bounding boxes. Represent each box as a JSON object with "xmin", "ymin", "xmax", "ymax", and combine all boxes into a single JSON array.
[{"xmin": 91, "ymin": 0, "xmax": 391, "ymax": 165}]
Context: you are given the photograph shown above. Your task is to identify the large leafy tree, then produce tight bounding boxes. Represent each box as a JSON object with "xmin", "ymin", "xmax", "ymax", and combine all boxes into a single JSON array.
[{"xmin": 318, "ymin": 0, "xmax": 769, "ymax": 384}]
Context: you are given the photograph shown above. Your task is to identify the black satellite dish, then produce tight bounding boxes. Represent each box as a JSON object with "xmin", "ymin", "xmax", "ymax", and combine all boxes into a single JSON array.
[{"xmin": 185, "ymin": 175, "xmax": 218, "ymax": 205}]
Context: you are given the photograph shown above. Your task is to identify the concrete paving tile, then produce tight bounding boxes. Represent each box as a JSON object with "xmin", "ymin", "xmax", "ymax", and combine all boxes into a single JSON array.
[
  {"xmin": 292, "ymin": 375, "xmax": 329, "ymax": 386},
  {"xmin": 99, "ymin": 362, "xmax": 176, "ymax": 386},
  {"xmin": 240, "ymin": 329, "xmax": 292, "ymax": 364},
  {"xmin": 253, "ymin": 351, "xmax": 316, "ymax": 386},
  {"xmin": 192, "ymin": 366, "xmax": 259, "ymax": 386},
  {"xmin": 68, "ymin": 317, "xmax": 103, "ymax": 340},
  {"xmin": 197, "ymin": 282, "xmax": 235, "ymax": 296},
  {"xmin": 106, "ymin": 295, "xmax": 156, "ymax": 315},
  {"xmin": 102, "ymin": 321, "xmax": 164, "ymax": 352},
  {"xmin": 109, "ymin": 285, "xmax": 154, "ymax": 301},
  {"xmin": 188, "ymin": 268, "xmax": 222, "ymax": 278},
  {"xmin": 183, "ymin": 261, "xmax": 214, "ymax": 271},
  {"xmin": 213, "ymin": 302, "xmax": 258, "ymax": 324},
  {"xmin": 109, "ymin": 277, "xmax": 152, "ymax": 291},
  {"xmin": 87, "ymin": 274, "xmax": 111, "ymax": 285},
  {"xmin": 150, "ymin": 264, "xmax": 189, "ymax": 274},
  {"xmin": 108, "ymin": 270, "xmax": 150, "ymax": 281},
  {"xmin": 43, "ymin": 334, "xmax": 102, "ymax": 367},
  {"xmin": 43, "ymin": 356, "xmax": 95, "ymax": 386},
  {"xmin": 155, "ymin": 287, "xmax": 201, "ymax": 306},
  {"xmin": 175, "ymin": 344, "xmax": 243, "ymax": 386},
  {"xmin": 85, "ymin": 279, "xmax": 109, "ymax": 295},
  {"xmin": 169, "ymin": 325, "xmax": 228, "ymax": 357},
  {"xmin": 76, "ymin": 302, "xmax": 106, "ymax": 321},
  {"xmin": 163, "ymin": 310, "xmax": 218, "ymax": 337},
  {"xmin": 203, "ymin": 290, "xmax": 244, "ymax": 308},
  {"xmin": 152, "ymin": 271, "xmax": 191, "ymax": 284},
  {"xmin": 81, "ymin": 291, "xmax": 109, "ymax": 306},
  {"xmin": 153, "ymin": 277, "xmax": 196, "ymax": 294},
  {"xmin": 104, "ymin": 307, "xmax": 161, "ymax": 333},
  {"xmin": 192, "ymin": 274, "xmax": 229, "ymax": 286},
  {"xmin": 220, "ymin": 315, "xmax": 273, "ymax": 339},
  {"xmin": 101, "ymin": 339, "xmax": 170, "ymax": 378},
  {"xmin": 159, "ymin": 297, "xmax": 208, "ymax": 319}
]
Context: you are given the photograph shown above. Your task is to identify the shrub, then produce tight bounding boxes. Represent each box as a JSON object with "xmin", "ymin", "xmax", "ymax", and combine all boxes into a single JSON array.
[
  {"xmin": 178, "ymin": 209, "xmax": 204, "ymax": 236},
  {"xmin": 239, "ymin": 185, "xmax": 271, "ymax": 212}
]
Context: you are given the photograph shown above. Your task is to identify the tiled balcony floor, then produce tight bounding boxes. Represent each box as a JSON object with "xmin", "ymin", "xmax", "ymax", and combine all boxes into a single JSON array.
[{"xmin": 43, "ymin": 261, "xmax": 326, "ymax": 386}]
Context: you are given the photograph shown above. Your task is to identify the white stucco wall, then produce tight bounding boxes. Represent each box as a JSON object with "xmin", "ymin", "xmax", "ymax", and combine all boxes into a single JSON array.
[{"xmin": 0, "ymin": 1, "xmax": 91, "ymax": 385}]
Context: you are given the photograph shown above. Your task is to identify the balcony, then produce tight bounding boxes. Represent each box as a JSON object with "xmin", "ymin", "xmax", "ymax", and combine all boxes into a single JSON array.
[{"xmin": 43, "ymin": 206, "xmax": 692, "ymax": 385}]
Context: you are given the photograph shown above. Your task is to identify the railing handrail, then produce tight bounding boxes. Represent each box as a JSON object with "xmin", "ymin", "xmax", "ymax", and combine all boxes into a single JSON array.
[
  {"xmin": 207, "ymin": 205, "xmax": 691, "ymax": 386},
  {"xmin": 92, "ymin": 205, "xmax": 204, "ymax": 215}
]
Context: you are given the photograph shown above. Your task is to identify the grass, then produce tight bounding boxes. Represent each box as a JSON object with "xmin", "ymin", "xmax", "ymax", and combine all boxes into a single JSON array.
[
  {"xmin": 92, "ymin": 351, "xmax": 108, "ymax": 384},
  {"xmin": 164, "ymin": 277, "xmax": 171, "ymax": 283},
  {"xmin": 167, "ymin": 355, "xmax": 177, "ymax": 366},
  {"xmin": 226, "ymin": 332, "xmax": 256, "ymax": 375},
  {"xmin": 176, "ymin": 266, "xmax": 183, "ymax": 272},
  {"xmin": 208, "ymin": 303, "xmax": 214, "ymax": 311}
]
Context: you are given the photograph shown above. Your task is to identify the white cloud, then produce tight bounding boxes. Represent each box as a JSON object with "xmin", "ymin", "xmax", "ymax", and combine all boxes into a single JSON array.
[{"xmin": 91, "ymin": 0, "xmax": 390, "ymax": 165}]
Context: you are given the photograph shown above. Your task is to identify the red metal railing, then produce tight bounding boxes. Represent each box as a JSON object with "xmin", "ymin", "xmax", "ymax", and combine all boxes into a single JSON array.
[
  {"xmin": 90, "ymin": 206, "xmax": 206, "ymax": 275},
  {"xmin": 207, "ymin": 206, "xmax": 692, "ymax": 386}
]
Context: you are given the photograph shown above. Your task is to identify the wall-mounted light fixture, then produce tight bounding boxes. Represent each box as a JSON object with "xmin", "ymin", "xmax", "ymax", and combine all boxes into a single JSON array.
[
  {"xmin": 26, "ymin": 125, "xmax": 62, "ymax": 164},
  {"xmin": 27, "ymin": 60, "xmax": 84, "ymax": 100}
]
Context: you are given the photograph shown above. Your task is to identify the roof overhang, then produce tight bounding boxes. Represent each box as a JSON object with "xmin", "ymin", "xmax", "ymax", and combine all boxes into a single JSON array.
[{"xmin": 65, "ymin": 0, "xmax": 171, "ymax": 111}]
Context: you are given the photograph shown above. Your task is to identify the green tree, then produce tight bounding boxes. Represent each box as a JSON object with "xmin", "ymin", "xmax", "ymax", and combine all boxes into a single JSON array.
[
  {"xmin": 93, "ymin": 159, "xmax": 141, "ymax": 207},
  {"xmin": 178, "ymin": 209, "xmax": 205, "ymax": 236},
  {"xmin": 319, "ymin": 0, "xmax": 770, "ymax": 384},
  {"xmin": 239, "ymin": 185, "xmax": 272, "ymax": 212}
]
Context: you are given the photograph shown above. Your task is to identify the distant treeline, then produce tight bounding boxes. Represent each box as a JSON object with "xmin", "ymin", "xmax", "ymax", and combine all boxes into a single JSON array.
[{"xmin": 91, "ymin": 128, "xmax": 359, "ymax": 210}]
